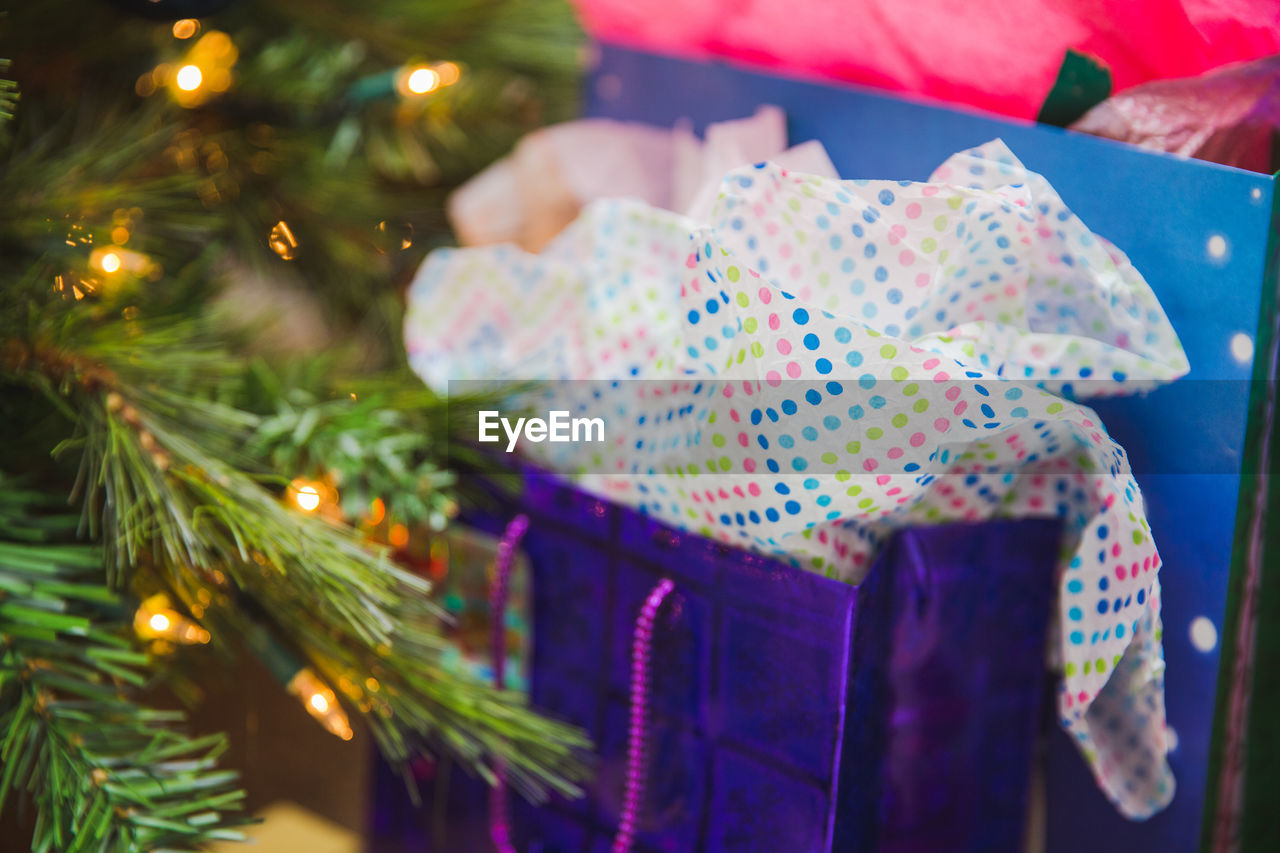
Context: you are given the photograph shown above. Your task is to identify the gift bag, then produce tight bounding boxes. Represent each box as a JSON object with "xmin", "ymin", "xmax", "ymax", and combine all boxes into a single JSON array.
[
  {"xmin": 401, "ymin": 41, "xmax": 1277, "ymax": 851},
  {"xmin": 407, "ymin": 137, "xmax": 1185, "ymax": 820},
  {"xmin": 369, "ymin": 472, "xmax": 1060, "ymax": 852},
  {"xmin": 573, "ymin": 46, "xmax": 1279, "ymax": 853}
]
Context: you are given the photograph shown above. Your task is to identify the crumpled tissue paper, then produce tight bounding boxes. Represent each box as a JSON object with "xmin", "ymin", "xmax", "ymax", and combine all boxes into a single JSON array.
[
  {"xmin": 406, "ymin": 139, "xmax": 1189, "ymax": 818},
  {"xmin": 447, "ymin": 105, "xmax": 836, "ymax": 250}
]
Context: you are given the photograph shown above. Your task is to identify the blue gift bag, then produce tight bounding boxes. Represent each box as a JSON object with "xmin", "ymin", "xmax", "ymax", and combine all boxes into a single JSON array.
[
  {"xmin": 370, "ymin": 472, "xmax": 1060, "ymax": 851},
  {"xmin": 580, "ymin": 45, "xmax": 1280, "ymax": 850}
]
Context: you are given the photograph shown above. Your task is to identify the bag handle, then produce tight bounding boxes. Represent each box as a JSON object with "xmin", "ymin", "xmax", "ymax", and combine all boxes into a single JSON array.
[
  {"xmin": 487, "ymin": 513, "xmax": 676, "ymax": 853},
  {"xmin": 488, "ymin": 514, "xmax": 528, "ymax": 853},
  {"xmin": 614, "ymin": 577, "xmax": 676, "ymax": 853}
]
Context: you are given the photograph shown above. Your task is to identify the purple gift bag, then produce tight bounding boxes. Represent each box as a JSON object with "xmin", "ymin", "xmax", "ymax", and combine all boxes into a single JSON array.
[{"xmin": 371, "ymin": 472, "xmax": 1059, "ymax": 851}]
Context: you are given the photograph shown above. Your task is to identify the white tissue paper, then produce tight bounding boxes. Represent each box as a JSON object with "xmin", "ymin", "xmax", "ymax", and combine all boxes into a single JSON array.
[
  {"xmin": 407, "ymin": 138, "xmax": 1189, "ymax": 819},
  {"xmin": 446, "ymin": 106, "xmax": 837, "ymax": 250}
]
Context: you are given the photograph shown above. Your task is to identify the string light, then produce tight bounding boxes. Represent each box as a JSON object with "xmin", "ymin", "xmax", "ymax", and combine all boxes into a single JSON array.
[
  {"xmin": 287, "ymin": 667, "xmax": 354, "ymax": 741},
  {"xmin": 175, "ymin": 65, "xmax": 203, "ymax": 92},
  {"xmin": 268, "ymin": 220, "xmax": 298, "ymax": 260},
  {"xmin": 289, "ymin": 480, "xmax": 321, "ymax": 512},
  {"xmin": 297, "ymin": 485, "xmax": 320, "ymax": 511},
  {"xmin": 90, "ymin": 247, "xmax": 152, "ymax": 279},
  {"xmin": 404, "ymin": 66, "xmax": 440, "ymax": 95},
  {"xmin": 168, "ymin": 30, "xmax": 238, "ymax": 107},
  {"xmin": 396, "ymin": 60, "xmax": 465, "ymax": 98},
  {"xmin": 172, "ymin": 19, "xmax": 199, "ymax": 40},
  {"xmin": 133, "ymin": 593, "xmax": 211, "ymax": 644},
  {"xmin": 287, "ymin": 477, "xmax": 339, "ymax": 517}
]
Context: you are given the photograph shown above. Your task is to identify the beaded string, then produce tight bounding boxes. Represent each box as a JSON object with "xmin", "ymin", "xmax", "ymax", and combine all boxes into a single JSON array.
[
  {"xmin": 488, "ymin": 514, "xmax": 528, "ymax": 853},
  {"xmin": 612, "ymin": 577, "xmax": 676, "ymax": 853},
  {"xmin": 486, "ymin": 512, "xmax": 674, "ymax": 853}
]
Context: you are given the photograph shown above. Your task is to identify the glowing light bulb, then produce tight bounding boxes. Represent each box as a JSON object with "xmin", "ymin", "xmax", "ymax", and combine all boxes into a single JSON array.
[
  {"xmin": 268, "ymin": 220, "xmax": 298, "ymax": 260},
  {"xmin": 91, "ymin": 247, "xmax": 151, "ymax": 279},
  {"xmin": 175, "ymin": 65, "xmax": 203, "ymax": 92},
  {"xmin": 404, "ymin": 66, "xmax": 439, "ymax": 95},
  {"xmin": 288, "ymin": 667, "xmax": 354, "ymax": 741},
  {"xmin": 367, "ymin": 497, "xmax": 386, "ymax": 526},
  {"xmin": 172, "ymin": 19, "xmax": 199, "ymax": 39},
  {"xmin": 170, "ymin": 30, "xmax": 236, "ymax": 107},
  {"xmin": 287, "ymin": 478, "xmax": 338, "ymax": 517},
  {"xmin": 295, "ymin": 485, "xmax": 320, "ymax": 512},
  {"xmin": 134, "ymin": 593, "xmax": 211, "ymax": 644}
]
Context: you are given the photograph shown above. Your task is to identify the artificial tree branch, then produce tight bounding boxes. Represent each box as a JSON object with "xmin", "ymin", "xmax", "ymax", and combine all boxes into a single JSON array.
[
  {"xmin": 0, "ymin": 484, "xmax": 250, "ymax": 852},
  {"xmin": 4, "ymin": 321, "xmax": 589, "ymax": 801}
]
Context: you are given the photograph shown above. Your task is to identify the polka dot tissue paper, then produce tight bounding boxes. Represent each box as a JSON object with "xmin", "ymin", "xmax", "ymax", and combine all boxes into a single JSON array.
[{"xmin": 405, "ymin": 140, "xmax": 1189, "ymax": 818}]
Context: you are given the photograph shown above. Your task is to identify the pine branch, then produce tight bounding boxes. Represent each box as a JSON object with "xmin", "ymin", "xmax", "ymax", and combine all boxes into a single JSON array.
[
  {"xmin": 2, "ymin": 0, "xmax": 583, "ymax": 353},
  {"xmin": 245, "ymin": 365, "xmax": 523, "ymax": 526},
  {"xmin": 0, "ymin": 483, "xmax": 249, "ymax": 852},
  {"xmin": 7, "ymin": 321, "xmax": 589, "ymax": 800},
  {"xmin": 0, "ymin": 59, "xmax": 17, "ymax": 125},
  {"xmin": 1, "ymin": 0, "xmax": 591, "ymax": 819},
  {"xmin": 251, "ymin": 387, "xmax": 456, "ymax": 528}
]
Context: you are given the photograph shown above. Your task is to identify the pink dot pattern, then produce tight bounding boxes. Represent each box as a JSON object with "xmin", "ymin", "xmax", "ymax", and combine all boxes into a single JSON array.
[{"xmin": 406, "ymin": 140, "xmax": 1188, "ymax": 818}]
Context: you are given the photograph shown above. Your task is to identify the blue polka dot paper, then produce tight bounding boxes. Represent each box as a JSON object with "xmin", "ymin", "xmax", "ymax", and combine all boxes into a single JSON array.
[{"xmin": 406, "ymin": 140, "xmax": 1188, "ymax": 818}]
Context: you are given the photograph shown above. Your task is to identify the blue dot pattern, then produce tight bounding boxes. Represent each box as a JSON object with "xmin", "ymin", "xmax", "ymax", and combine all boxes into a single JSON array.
[{"xmin": 405, "ymin": 140, "xmax": 1187, "ymax": 818}]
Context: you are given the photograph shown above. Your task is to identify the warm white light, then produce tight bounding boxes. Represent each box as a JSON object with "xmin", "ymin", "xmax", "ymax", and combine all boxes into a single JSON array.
[
  {"xmin": 172, "ymin": 19, "xmax": 199, "ymax": 40},
  {"xmin": 1190, "ymin": 616, "xmax": 1218, "ymax": 653},
  {"xmin": 268, "ymin": 220, "xmax": 298, "ymax": 260},
  {"xmin": 288, "ymin": 667, "xmax": 353, "ymax": 740},
  {"xmin": 100, "ymin": 251, "xmax": 121, "ymax": 273},
  {"xmin": 175, "ymin": 65, "xmax": 203, "ymax": 91},
  {"xmin": 1207, "ymin": 234, "xmax": 1228, "ymax": 261},
  {"xmin": 405, "ymin": 67, "xmax": 439, "ymax": 95},
  {"xmin": 134, "ymin": 593, "xmax": 211, "ymax": 645},
  {"xmin": 295, "ymin": 485, "xmax": 320, "ymax": 512}
]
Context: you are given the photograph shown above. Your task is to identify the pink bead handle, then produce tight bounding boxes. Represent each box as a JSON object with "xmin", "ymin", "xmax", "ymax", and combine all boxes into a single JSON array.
[
  {"xmin": 487, "ymin": 513, "xmax": 674, "ymax": 853},
  {"xmin": 489, "ymin": 514, "xmax": 529, "ymax": 853},
  {"xmin": 613, "ymin": 577, "xmax": 676, "ymax": 853}
]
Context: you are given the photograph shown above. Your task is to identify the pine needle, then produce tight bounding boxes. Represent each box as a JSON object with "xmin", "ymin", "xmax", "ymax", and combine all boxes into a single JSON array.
[{"xmin": 0, "ymin": 485, "xmax": 250, "ymax": 851}]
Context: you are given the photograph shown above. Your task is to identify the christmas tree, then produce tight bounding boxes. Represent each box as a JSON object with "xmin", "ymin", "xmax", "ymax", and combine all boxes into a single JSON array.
[{"xmin": 0, "ymin": 1, "xmax": 588, "ymax": 849}]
